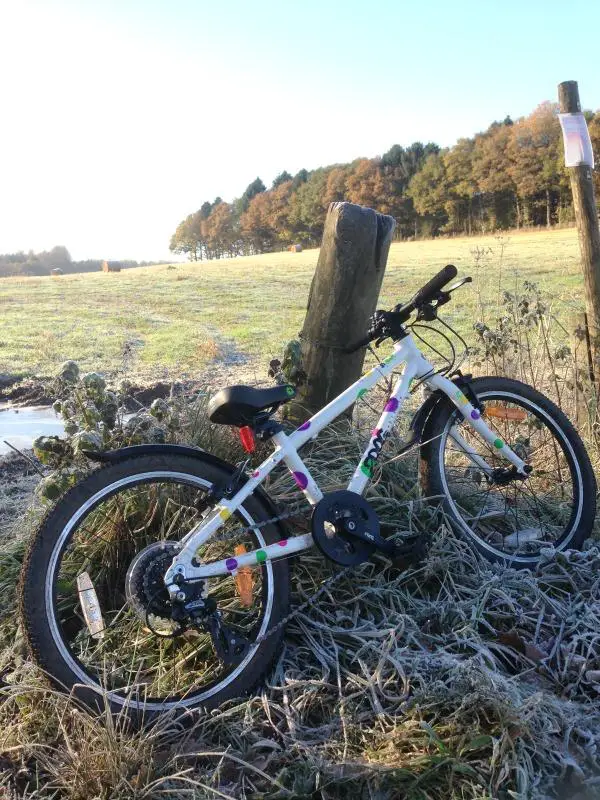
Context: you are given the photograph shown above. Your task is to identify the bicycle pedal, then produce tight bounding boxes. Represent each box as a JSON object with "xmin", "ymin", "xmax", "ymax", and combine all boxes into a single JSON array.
[{"xmin": 388, "ymin": 534, "xmax": 429, "ymax": 568}]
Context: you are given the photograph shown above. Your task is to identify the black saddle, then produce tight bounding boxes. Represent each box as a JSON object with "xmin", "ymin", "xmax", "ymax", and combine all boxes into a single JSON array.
[{"xmin": 207, "ymin": 384, "xmax": 296, "ymax": 427}]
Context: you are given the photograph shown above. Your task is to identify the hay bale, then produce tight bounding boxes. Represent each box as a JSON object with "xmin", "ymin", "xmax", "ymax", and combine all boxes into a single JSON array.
[
  {"xmin": 50, "ymin": 268, "xmax": 64, "ymax": 277},
  {"xmin": 101, "ymin": 260, "xmax": 121, "ymax": 273}
]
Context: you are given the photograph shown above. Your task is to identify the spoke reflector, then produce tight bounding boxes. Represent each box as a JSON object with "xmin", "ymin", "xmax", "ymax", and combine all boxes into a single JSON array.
[
  {"xmin": 77, "ymin": 572, "xmax": 105, "ymax": 639},
  {"xmin": 233, "ymin": 545, "xmax": 254, "ymax": 607},
  {"xmin": 484, "ymin": 405, "xmax": 527, "ymax": 421}
]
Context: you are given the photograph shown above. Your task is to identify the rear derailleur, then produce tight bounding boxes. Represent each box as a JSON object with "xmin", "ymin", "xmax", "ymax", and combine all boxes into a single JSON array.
[
  {"xmin": 126, "ymin": 542, "xmax": 249, "ymax": 664},
  {"xmin": 170, "ymin": 580, "xmax": 251, "ymax": 665}
]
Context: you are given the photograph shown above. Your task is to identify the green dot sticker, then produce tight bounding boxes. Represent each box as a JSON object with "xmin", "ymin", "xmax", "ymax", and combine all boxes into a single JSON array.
[
  {"xmin": 285, "ymin": 386, "xmax": 295, "ymax": 397},
  {"xmin": 357, "ymin": 388, "xmax": 368, "ymax": 399},
  {"xmin": 494, "ymin": 438, "xmax": 504, "ymax": 449},
  {"xmin": 360, "ymin": 464, "xmax": 373, "ymax": 477},
  {"xmin": 256, "ymin": 550, "xmax": 267, "ymax": 563}
]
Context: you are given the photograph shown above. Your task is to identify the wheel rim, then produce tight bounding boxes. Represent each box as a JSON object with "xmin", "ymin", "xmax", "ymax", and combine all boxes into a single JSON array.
[
  {"xmin": 438, "ymin": 391, "xmax": 583, "ymax": 563},
  {"xmin": 45, "ymin": 471, "xmax": 275, "ymax": 711}
]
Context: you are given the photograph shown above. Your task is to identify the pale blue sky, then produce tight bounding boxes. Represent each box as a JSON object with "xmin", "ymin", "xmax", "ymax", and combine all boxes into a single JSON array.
[{"xmin": 1, "ymin": 0, "xmax": 599, "ymax": 261}]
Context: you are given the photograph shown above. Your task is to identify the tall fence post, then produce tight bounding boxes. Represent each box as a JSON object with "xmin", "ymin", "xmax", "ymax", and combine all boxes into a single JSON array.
[
  {"xmin": 558, "ymin": 80, "xmax": 600, "ymax": 380},
  {"xmin": 290, "ymin": 202, "xmax": 395, "ymax": 420}
]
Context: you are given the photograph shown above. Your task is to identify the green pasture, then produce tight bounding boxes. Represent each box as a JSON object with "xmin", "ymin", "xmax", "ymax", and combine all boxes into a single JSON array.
[{"xmin": 0, "ymin": 227, "xmax": 586, "ymax": 380}]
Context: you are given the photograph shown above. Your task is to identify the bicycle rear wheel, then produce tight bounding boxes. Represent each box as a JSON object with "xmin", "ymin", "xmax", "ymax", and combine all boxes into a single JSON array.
[
  {"xmin": 20, "ymin": 452, "xmax": 290, "ymax": 721},
  {"xmin": 421, "ymin": 376, "xmax": 596, "ymax": 567}
]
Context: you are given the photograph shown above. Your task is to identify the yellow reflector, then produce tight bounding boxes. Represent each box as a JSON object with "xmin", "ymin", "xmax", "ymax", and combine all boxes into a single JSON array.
[
  {"xmin": 484, "ymin": 405, "xmax": 527, "ymax": 422},
  {"xmin": 234, "ymin": 545, "xmax": 254, "ymax": 607}
]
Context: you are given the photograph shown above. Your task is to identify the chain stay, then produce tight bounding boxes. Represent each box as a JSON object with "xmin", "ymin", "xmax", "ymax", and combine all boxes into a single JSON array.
[{"xmin": 186, "ymin": 492, "xmax": 354, "ymax": 648}]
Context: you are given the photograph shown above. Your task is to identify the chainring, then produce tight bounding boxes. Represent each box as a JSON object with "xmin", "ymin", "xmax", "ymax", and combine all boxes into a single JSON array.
[{"xmin": 311, "ymin": 491, "xmax": 378, "ymax": 566}]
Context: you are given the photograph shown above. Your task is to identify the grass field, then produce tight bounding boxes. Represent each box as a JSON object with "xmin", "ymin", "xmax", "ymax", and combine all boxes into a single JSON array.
[
  {"xmin": 4, "ymin": 227, "xmax": 600, "ymax": 797},
  {"xmin": 0, "ymin": 227, "xmax": 587, "ymax": 381}
]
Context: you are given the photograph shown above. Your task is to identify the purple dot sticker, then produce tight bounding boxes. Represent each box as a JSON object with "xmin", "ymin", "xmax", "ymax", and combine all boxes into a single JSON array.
[
  {"xmin": 278, "ymin": 539, "xmax": 288, "ymax": 547},
  {"xmin": 384, "ymin": 397, "xmax": 399, "ymax": 413},
  {"xmin": 225, "ymin": 557, "xmax": 238, "ymax": 571},
  {"xmin": 293, "ymin": 471, "xmax": 308, "ymax": 490},
  {"xmin": 252, "ymin": 470, "xmax": 260, "ymax": 478},
  {"xmin": 471, "ymin": 410, "xmax": 480, "ymax": 420},
  {"xmin": 298, "ymin": 421, "xmax": 311, "ymax": 431}
]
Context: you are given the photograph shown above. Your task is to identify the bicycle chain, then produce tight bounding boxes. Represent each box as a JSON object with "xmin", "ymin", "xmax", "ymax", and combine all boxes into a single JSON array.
[{"xmin": 195, "ymin": 492, "xmax": 357, "ymax": 647}]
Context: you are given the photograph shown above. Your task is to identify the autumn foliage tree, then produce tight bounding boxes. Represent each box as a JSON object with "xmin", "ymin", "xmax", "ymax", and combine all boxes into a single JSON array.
[{"xmin": 169, "ymin": 101, "xmax": 600, "ymax": 260}]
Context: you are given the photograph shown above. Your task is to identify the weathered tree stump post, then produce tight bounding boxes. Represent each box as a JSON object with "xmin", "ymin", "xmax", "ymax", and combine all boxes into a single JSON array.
[
  {"xmin": 558, "ymin": 81, "xmax": 600, "ymax": 381},
  {"xmin": 290, "ymin": 202, "xmax": 395, "ymax": 420}
]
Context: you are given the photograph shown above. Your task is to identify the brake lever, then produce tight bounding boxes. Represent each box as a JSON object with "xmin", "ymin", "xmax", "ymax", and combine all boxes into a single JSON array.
[{"xmin": 447, "ymin": 276, "xmax": 473, "ymax": 293}]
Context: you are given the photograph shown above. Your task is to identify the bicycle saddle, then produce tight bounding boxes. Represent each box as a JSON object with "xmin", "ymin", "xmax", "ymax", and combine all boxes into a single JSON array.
[{"xmin": 207, "ymin": 384, "xmax": 296, "ymax": 427}]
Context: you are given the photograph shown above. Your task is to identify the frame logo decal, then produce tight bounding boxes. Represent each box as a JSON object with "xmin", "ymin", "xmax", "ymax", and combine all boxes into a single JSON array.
[{"xmin": 360, "ymin": 428, "xmax": 386, "ymax": 477}]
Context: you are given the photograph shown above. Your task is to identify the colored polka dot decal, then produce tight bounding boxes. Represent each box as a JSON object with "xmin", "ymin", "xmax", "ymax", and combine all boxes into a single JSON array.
[
  {"xmin": 277, "ymin": 539, "xmax": 288, "ymax": 547},
  {"xmin": 285, "ymin": 385, "xmax": 295, "ymax": 397},
  {"xmin": 494, "ymin": 438, "xmax": 504, "ymax": 449},
  {"xmin": 471, "ymin": 410, "xmax": 480, "ymax": 420},
  {"xmin": 252, "ymin": 470, "xmax": 260, "ymax": 478},
  {"xmin": 357, "ymin": 388, "xmax": 368, "ymax": 399},
  {"xmin": 298, "ymin": 421, "xmax": 311, "ymax": 431},
  {"xmin": 383, "ymin": 355, "xmax": 394, "ymax": 365},
  {"xmin": 360, "ymin": 464, "xmax": 373, "ymax": 477},
  {"xmin": 225, "ymin": 558, "xmax": 238, "ymax": 571},
  {"xmin": 293, "ymin": 471, "xmax": 308, "ymax": 490},
  {"xmin": 219, "ymin": 508, "xmax": 231, "ymax": 521},
  {"xmin": 256, "ymin": 550, "xmax": 267, "ymax": 563},
  {"xmin": 384, "ymin": 397, "xmax": 399, "ymax": 413},
  {"xmin": 455, "ymin": 391, "xmax": 468, "ymax": 405},
  {"xmin": 371, "ymin": 427, "xmax": 382, "ymax": 437}
]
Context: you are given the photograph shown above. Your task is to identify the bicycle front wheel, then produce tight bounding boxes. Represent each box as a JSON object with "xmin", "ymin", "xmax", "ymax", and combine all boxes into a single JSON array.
[{"xmin": 421, "ymin": 376, "xmax": 596, "ymax": 567}]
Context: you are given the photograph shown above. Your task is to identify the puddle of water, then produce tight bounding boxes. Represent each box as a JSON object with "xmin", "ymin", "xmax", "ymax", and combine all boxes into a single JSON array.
[{"xmin": 0, "ymin": 404, "xmax": 65, "ymax": 455}]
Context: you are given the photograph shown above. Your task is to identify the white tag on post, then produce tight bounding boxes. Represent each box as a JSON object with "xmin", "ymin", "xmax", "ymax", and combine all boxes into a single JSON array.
[{"xmin": 558, "ymin": 112, "xmax": 595, "ymax": 168}]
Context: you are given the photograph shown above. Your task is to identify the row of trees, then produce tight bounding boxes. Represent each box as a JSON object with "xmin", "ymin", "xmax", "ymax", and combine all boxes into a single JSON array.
[
  {"xmin": 170, "ymin": 102, "xmax": 600, "ymax": 260},
  {"xmin": 0, "ymin": 246, "xmax": 168, "ymax": 278}
]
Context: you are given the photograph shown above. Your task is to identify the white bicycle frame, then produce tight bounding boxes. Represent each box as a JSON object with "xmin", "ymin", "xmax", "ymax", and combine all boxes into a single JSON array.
[{"xmin": 163, "ymin": 334, "xmax": 528, "ymax": 590}]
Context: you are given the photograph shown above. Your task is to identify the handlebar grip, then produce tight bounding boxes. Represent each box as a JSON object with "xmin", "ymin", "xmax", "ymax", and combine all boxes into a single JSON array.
[
  {"xmin": 412, "ymin": 264, "xmax": 458, "ymax": 306},
  {"xmin": 344, "ymin": 334, "xmax": 372, "ymax": 354}
]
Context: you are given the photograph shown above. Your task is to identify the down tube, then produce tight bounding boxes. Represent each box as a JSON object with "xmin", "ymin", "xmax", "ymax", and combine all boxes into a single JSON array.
[{"xmin": 348, "ymin": 349, "xmax": 423, "ymax": 494}]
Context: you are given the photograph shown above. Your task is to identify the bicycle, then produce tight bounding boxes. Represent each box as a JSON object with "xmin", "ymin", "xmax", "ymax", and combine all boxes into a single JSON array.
[{"xmin": 20, "ymin": 264, "xmax": 597, "ymax": 720}]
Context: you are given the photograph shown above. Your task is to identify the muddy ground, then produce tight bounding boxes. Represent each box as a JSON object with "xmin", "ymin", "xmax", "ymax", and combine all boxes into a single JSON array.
[
  {"xmin": 0, "ymin": 358, "xmax": 268, "ymax": 409},
  {"xmin": 0, "ymin": 452, "xmax": 41, "ymax": 542}
]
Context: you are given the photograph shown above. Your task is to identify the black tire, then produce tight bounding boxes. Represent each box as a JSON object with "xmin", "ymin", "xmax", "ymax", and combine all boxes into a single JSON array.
[
  {"xmin": 420, "ymin": 376, "xmax": 597, "ymax": 567},
  {"xmin": 19, "ymin": 453, "xmax": 290, "ymax": 721}
]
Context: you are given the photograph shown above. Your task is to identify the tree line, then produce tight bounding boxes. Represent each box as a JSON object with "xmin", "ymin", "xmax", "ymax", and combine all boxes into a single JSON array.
[
  {"xmin": 170, "ymin": 101, "xmax": 600, "ymax": 260},
  {"xmin": 0, "ymin": 246, "xmax": 168, "ymax": 278}
]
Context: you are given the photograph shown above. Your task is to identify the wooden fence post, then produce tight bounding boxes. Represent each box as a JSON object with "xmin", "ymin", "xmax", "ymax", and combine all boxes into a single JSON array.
[
  {"xmin": 290, "ymin": 202, "xmax": 395, "ymax": 420},
  {"xmin": 558, "ymin": 80, "xmax": 600, "ymax": 381}
]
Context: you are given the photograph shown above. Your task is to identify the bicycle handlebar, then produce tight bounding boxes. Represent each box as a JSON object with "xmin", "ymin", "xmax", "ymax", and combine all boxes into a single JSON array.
[
  {"xmin": 344, "ymin": 264, "xmax": 459, "ymax": 354},
  {"xmin": 410, "ymin": 263, "xmax": 457, "ymax": 308}
]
